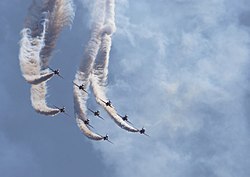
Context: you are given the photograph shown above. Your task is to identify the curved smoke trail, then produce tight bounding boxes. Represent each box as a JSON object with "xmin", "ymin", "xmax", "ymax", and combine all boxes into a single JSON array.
[
  {"xmin": 91, "ymin": 76, "xmax": 139, "ymax": 132},
  {"xmin": 31, "ymin": 0, "xmax": 75, "ymax": 116},
  {"xmin": 91, "ymin": 0, "xmax": 139, "ymax": 132},
  {"xmin": 23, "ymin": 0, "xmax": 75, "ymax": 70},
  {"xmin": 74, "ymin": 73, "xmax": 103, "ymax": 140},
  {"xmin": 20, "ymin": 0, "xmax": 75, "ymax": 115},
  {"xmin": 93, "ymin": 0, "xmax": 116, "ymax": 84},
  {"xmin": 76, "ymin": 118, "xmax": 103, "ymax": 140},
  {"xmin": 24, "ymin": 0, "xmax": 75, "ymax": 67},
  {"xmin": 19, "ymin": 18, "xmax": 54, "ymax": 84},
  {"xmin": 31, "ymin": 82, "xmax": 60, "ymax": 116},
  {"xmin": 40, "ymin": 0, "xmax": 75, "ymax": 68},
  {"xmin": 74, "ymin": 1, "xmax": 106, "ymax": 140}
]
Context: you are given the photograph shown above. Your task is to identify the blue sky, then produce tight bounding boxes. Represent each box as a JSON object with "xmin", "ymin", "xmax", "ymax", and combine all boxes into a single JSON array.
[{"xmin": 0, "ymin": 0, "xmax": 250, "ymax": 177}]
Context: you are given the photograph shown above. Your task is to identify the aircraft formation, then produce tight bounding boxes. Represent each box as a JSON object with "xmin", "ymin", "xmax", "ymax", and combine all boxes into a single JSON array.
[{"xmin": 19, "ymin": 0, "xmax": 148, "ymax": 144}]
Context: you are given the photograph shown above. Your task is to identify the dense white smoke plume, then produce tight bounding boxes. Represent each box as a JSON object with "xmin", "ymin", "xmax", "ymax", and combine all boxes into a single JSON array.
[
  {"xmin": 19, "ymin": 0, "xmax": 75, "ymax": 115},
  {"xmin": 90, "ymin": 0, "xmax": 139, "ymax": 132},
  {"xmin": 30, "ymin": 82, "xmax": 60, "ymax": 116},
  {"xmin": 73, "ymin": 71, "xmax": 104, "ymax": 140},
  {"xmin": 91, "ymin": 76, "xmax": 139, "ymax": 132},
  {"xmin": 76, "ymin": 118, "xmax": 103, "ymax": 140},
  {"xmin": 74, "ymin": 0, "xmax": 106, "ymax": 140},
  {"xmin": 75, "ymin": 0, "xmax": 139, "ymax": 139},
  {"xmin": 19, "ymin": 19, "xmax": 53, "ymax": 84}
]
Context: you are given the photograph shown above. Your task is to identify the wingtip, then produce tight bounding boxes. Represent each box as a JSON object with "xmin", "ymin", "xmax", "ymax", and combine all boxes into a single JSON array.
[
  {"xmin": 107, "ymin": 140, "xmax": 114, "ymax": 144},
  {"xmin": 87, "ymin": 108, "xmax": 93, "ymax": 112},
  {"xmin": 98, "ymin": 116, "xmax": 105, "ymax": 120},
  {"xmin": 127, "ymin": 120, "xmax": 134, "ymax": 125},
  {"xmin": 59, "ymin": 75, "xmax": 64, "ymax": 79},
  {"xmin": 88, "ymin": 124, "xmax": 95, "ymax": 130}
]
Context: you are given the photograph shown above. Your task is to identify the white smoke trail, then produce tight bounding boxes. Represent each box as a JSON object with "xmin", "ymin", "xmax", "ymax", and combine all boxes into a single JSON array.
[
  {"xmin": 101, "ymin": 0, "xmax": 116, "ymax": 35},
  {"xmin": 93, "ymin": 34, "xmax": 111, "ymax": 86},
  {"xmin": 76, "ymin": 118, "xmax": 103, "ymax": 140},
  {"xmin": 30, "ymin": 82, "xmax": 60, "ymax": 116},
  {"xmin": 19, "ymin": 20, "xmax": 54, "ymax": 84},
  {"xmin": 19, "ymin": 0, "xmax": 73, "ymax": 84},
  {"xmin": 22, "ymin": 0, "xmax": 75, "ymax": 116},
  {"xmin": 93, "ymin": 0, "xmax": 116, "ymax": 84},
  {"xmin": 24, "ymin": 72, "xmax": 54, "ymax": 85},
  {"xmin": 40, "ymin": 0, "xmax": 75, "ymax": 68},
  {"xmin": 91, "ymin": 0, "xmax": 139, "ymax": 132},
  {"xmin": 91, "ymin": 76, "xmax": 139, "ymax": 132},
  {"xmin": 74, "ymin": 72, "xmax": 103, "ymax": 140},
  {"xmin": 23, "ymin": 0, "xmax": 75, "ymax": 68},
  {"xmin": 74, "ymin": 0, "xmax": 106, "ymax": 140},
  {"xmin": 91, "ymin": 0, "xmax": 115, "ymax": 89}
]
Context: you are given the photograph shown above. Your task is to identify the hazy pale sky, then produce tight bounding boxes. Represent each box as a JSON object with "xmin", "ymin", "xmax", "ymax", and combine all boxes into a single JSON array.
[{"xmin": 0, "ymin": 0, "xmax": 250, "ymax": 177}]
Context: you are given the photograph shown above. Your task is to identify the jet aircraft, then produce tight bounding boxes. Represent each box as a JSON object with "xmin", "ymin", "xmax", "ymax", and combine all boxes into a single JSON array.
[
  {"xmin": 48, "ymin": 67, "xmax": 64, "ymax": 79},
  {"xmin": 139, "ymin": 127, "xmax": 149, "ymax": 137},
  {"xmin": 100, "ymin": 99, "xmax": 112, "ymax": 107},
  {"xmin": 83, "ymin": 119, "xmax": 94, "ymax": 129},
  {"xmin": 54, "ymin": 105, "xmax": 71, "ymax": 117},
  {"xmin": 118, "ymin": 114, "xmax": 133, "ymax": 124},
  {"xmin": 88, "ymin": 108, "xmax": 104, "ymax": 120},
  {"xmin": 73, "ymin": 82, "xmax": 88, "ymax": 93},
  {"xmin": 102, "ymin": 134, "xmax": 113, "ymax": 144}
]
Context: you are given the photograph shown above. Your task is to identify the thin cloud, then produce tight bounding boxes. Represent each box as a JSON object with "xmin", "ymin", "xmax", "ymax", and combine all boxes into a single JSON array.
[{"xmin": 92, "ymin": 0, "xmax": 250, "ymax": 177}]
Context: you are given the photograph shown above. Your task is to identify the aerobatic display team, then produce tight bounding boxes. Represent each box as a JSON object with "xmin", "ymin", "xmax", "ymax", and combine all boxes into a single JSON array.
[{"xmin": 19, "ymin": 0, "xmax": 148, "ymax": 143}]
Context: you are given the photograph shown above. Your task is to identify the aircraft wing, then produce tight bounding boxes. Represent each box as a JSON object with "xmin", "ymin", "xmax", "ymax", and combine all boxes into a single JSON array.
[
  {"xmin": 126, "ymin": 119, "xmax": 133, "ymax": 125},
  {"xmin": 73, "ymin": 82, "xmax": 79, "ymax": 87},
  {"xmin": 53, "ymin": 105, "xmax": 60, "ymax": 110},
  {"xmin": 86, "ymin": 123, "xmax": 95, "ymax": 130},
  {"xmin": 117, "ymin": 113, "xmax": 123, "ymax": 118},
  {"xmin": 82, "ymin": 89, "xmax": 88, "ymax": 94},
  {"xmin": 57, "ymin": 74, "xmax": 64, "ymax": 79},
  {"xmin": 87, "ymin": 108, "xmax": 95, "ymax": 114},
  {"xmin": 106, "ymin": 139, "xmax": 114, "ymax": 144},
  {"xmin": 99, "ymin": 98, "xmax": 106, "ymax": 104},
  {"xmin": 97, "ymin": 115, "xmax": 105, "ymax": 120},
  {"xmin": 48, "ymin": 66, "xmax": 54, "ymax": 72}
]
